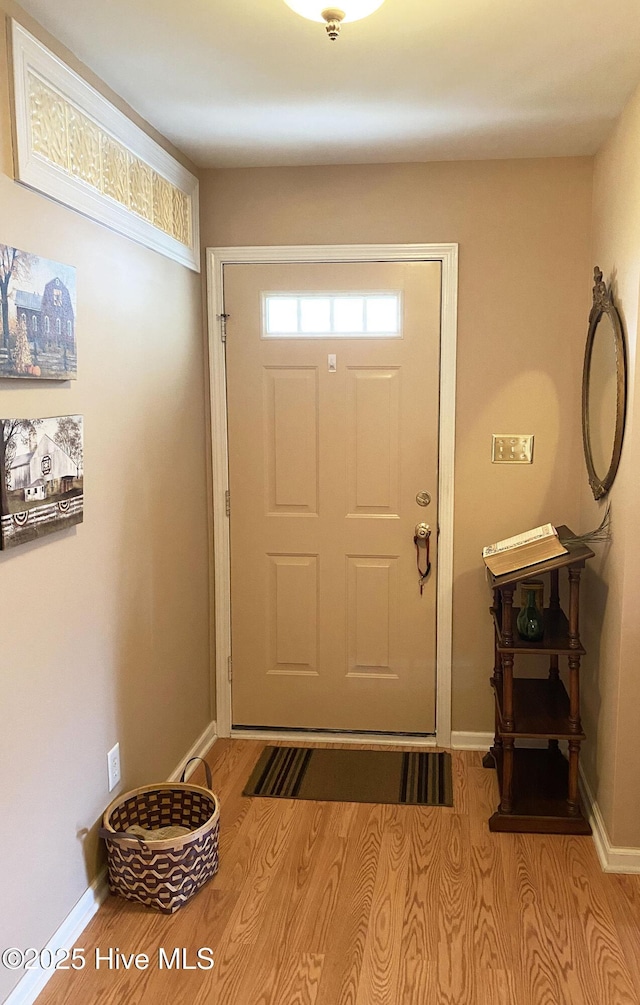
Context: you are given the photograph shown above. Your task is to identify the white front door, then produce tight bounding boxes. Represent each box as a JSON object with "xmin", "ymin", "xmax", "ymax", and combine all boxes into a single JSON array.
[{"xmin": 224, "ymin": 260, "xmax": 441, "ymax": 733}]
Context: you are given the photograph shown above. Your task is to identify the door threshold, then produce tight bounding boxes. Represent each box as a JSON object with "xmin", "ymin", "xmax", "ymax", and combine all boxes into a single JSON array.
[{"xmin": 230, "ymin": 726, "xmax": 438, "ymax": 748}]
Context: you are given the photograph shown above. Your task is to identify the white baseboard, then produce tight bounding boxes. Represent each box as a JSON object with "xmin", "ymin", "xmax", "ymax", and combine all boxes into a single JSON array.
[
  {"xmin": 451, "ymin": 731, "xmax": 493, "ymax": 750},
  {"xmin": 2, "ymin": 871, "xmax": 109, "ymax": 1005},
  {"xmin": 4, "ymin": 720, "xmax": 218, "ymax": 1005},
  {"xmin": 168, "ymin": 720, "xmax": 218, "ymax": 781},
  {"xmin": 579, "ymin": 767, "xmax": 640, "ymax": 874}
]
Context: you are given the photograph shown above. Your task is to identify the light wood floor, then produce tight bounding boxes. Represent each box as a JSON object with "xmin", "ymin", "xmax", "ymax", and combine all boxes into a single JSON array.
[{"xmin": 36, "ymin": 740, "xmax": 640, "ymax": 1004}]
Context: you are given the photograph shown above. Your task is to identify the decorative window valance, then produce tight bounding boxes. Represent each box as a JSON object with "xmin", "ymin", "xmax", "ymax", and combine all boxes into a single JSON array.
[{"xmin": 10, "ymin": 21, "xmax": 200, "ymax": 272}]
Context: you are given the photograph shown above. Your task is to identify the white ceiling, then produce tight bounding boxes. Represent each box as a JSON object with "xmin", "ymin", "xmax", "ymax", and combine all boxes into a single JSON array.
[{"xmin": 16, "ymin": 0, "xmax": 640, "ymax": 168}]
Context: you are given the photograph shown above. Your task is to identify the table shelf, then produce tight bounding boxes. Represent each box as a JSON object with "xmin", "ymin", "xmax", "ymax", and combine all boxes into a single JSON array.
[
  {"xmin": 491, "ymin": 606, "xmax": 585, "ymax": 655},
  {"xmin": 492, "ymin": 677, "xmax": 585, "ymax": 739},
  {"xmin": 487, "ymin": 746, "xmax": 592, "ymax": 835},
  {"xmin": 483, "ymin": 526, "xmax": 593, "ymax": 835}
]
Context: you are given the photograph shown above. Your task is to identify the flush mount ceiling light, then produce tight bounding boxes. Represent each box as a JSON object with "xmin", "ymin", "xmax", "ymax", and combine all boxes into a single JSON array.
[{"xmin": 283, "ymin": 0, "xmax": 385, "ymax": 40}]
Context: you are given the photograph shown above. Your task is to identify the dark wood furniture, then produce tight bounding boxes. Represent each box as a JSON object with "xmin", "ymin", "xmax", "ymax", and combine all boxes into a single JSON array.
[{"xmin": 483, "ymin": 526, "xmax": 594, "ymax": 834}]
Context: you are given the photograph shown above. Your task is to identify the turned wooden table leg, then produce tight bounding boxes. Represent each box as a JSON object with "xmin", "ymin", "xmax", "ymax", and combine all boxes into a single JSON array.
[
  {"xmin": 549, "ymin": 568, "xmax": 560, "ymax": 680},
  {"xmin": 549, "ymin": 653, "xmax": 560, "ymax": 682},
  {"xmin": 550, "ymin": 568, "xmax": 560, "ymax": 611},
  {"xmin": 568, "ymin": 567, "xmax": 582, "ymax": 649},
  {"xmin": 493, "ymin": 662, "xmax": 504, "ymax": 758},
  {"xmin": 568, "ymin": 738, "xmax": 581, "ymax": 815},
  {"xmin": 501, "ymin": 737, "xmax": 514, "ymax": 813},
  {"xmin": 567, "ymin": 567, "xmax": 584, "ymax": 817},
  {"xmin": 568, "ymin": 653, "xmax": 582, "ymax": 734},
  {"xmin": 499, "ymin": 587, "xmax": 515, "ymax": 813},
  {"xmin": 484, "ymin": 588, "xmax": 503, "ymax": 770},
  {"xmin": 483, "ymin": 658, "xmax": 503, "ymax": 769},
  {"xmin": 501, "ymin": 587, "xmax": 515, "ymax": 732},
  {"xmin": 502, "ymin": 653, "xmax": 515, "ymax": 733}
]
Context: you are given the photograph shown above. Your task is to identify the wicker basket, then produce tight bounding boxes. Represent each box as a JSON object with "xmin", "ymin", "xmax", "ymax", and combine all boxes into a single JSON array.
[{"xmin": 99, "ymin": 757, "xmax": 220, "ymax": 914}]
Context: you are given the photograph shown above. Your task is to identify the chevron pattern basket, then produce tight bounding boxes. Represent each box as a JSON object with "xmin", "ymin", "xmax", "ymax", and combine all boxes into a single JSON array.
[{"xmin": 100, "ymin": 758, "xmax": 220, "ymax": 914}]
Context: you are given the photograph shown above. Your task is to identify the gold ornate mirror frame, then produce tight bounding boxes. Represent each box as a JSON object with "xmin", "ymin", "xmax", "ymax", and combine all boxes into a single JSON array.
[{"xmin": 582, "ymin": 267, "xmax": 627, "ymax": 500}]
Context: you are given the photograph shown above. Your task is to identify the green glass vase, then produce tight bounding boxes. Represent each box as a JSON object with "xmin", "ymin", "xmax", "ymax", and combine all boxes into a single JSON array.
[{"xmin": 517, "ymin": 588, "xmax": 544, "ymax": 642}]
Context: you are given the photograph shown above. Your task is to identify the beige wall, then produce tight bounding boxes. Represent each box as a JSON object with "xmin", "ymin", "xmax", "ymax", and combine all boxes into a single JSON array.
[
  {"xmin": 580, "ymin": 79, "xmax": 640, "ymax": 848},
  {"xmin": 0, "ymin": 8, "xmax": 211, "ymax": 1001},
  {"xmin": 201, "ymin": 158, "xmax": 593, "ymax": 734}
]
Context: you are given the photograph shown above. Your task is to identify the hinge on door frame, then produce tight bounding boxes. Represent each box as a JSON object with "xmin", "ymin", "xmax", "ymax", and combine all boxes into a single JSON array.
[
  {"xmin": 225, "ymin": 489, "xmax": 230, "ymax": 517},
  {"xmin": 218, "ymin": 313, "xmax": 230, "ymax": 342},
  {"xmin": 227, "ymin": 656, "xmax": 233, "ymax": 682}
]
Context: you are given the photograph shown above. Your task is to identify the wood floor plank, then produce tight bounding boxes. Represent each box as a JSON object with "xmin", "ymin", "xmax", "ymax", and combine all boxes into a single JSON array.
[
  {"xmin": 191, "ymin": 800, "xmax": 307, "ymax": 1005},
  {"xmin": 505, "ymin": 833, "xmax": 565, "ymax": 1005},
  {"xmin": 477, "ymin": 967, "xmax": 520, "ymax": 1005},
  {"xmin": 467, "ymin": 763, "xmax": 500, "ymax": 843},
  {"xmin": 249, "ymin": 804, "xmax": 333, "ymax": 1004},
  {"xmin": 451, "ymin": 750, "xmax": 470, "ymax": 816},
  {"xmin": 204, "ymin": 738, "xmax": 264, "ymax": 856},
  {"xmin": 437, "ymin": 812, "xmax": 475, "ymax": 1005},
  {"xmin": 398, "ymin": 958, "xmax": 435, "ymax": 1004},
  {"xmin": 314, "ymin": 804, "xmax": 385, "ymax": 1005},
  {"xmin": 210, "ymin": 796, "xmax": 299, "ymax": 947},
  {"xmin": 209, "ymin": 802, "xmax": 322, "ymax": 1005},
  {"xmin": 32, "ymin": 742, "xmax": 640, "ymax": 1005},
  {"xmin": 282, "ymin": 803, "xmax": 350, "ymax": 955},
  {"xmin": 354, "ymin": 806, "xmax": 410, "ymax": 1005},
  {"xmin": 467, "ymin": 768, "xmax": 516, "ymax": 976},
  {"xmin": 399, "ymin": 807, "xmax": 442, "ymax": 972},
  {"xmin": 268, "ymin": 953, "xmax": 324, "ymax": 1005},
  {"xmin": 470, "ymin": 837, "xmax": 515, "ymax": 972},
  {"xmin": 522, "ymin": 834, "xmax": 594, "ymax": 1005},
  {"xmin": 191, "ymin": 940, "xmax": 257, "ymax": 1005},
  {"xmin": 605, "ymin": 873, "xmax": 640, "ymax": 994},
  {"xmin": 562, "ymin": 838, "xmax": 639, "ymax": 1004}
]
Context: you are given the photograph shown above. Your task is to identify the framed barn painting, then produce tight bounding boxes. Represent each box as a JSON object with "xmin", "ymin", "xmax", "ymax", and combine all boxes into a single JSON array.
[
  {"xmin": 0, "ymin": 244, "xmax": 77, "ymax": 380},
  {"xmin": 0, "ymin": 415, "xmax": 83, "ymax": 549}
]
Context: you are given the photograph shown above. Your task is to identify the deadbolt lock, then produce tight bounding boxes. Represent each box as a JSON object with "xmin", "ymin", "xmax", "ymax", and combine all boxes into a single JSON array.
[{"xmin": 416, "ymin": 491, "xmax": 431, "ymax": 507}]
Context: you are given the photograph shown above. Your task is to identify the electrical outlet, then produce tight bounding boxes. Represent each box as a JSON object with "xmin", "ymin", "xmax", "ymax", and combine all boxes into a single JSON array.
[
  {"xmin": 107, "ymin": 743, "xmax": 121, "ymax": 792},
  {"xmin": 492, "ymin": 434, "xmax": 534, "ymax": 463}
]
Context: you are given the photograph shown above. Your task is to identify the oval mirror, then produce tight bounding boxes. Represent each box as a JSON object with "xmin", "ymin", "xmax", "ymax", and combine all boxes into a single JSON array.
[{"xmin": 582, "ymin": 268, "xmax": 627, "ymax": 500}]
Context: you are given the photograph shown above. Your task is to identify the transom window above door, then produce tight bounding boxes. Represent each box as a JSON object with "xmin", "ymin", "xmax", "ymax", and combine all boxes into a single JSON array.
[{"xmin": 263, "ymin": 292, "xmax": 402, "ymax": 337}]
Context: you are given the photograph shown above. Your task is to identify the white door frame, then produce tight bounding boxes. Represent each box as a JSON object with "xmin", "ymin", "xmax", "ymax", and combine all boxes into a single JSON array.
[{"xmin": 206, "ymin": 244, "xmax": 458, "ymax": 748}]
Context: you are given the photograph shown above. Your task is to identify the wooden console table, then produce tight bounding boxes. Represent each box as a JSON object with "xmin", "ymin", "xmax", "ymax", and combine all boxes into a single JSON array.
[{"xmin": 482, "ymin": 526, "xmax": 594, "ymax": 834}]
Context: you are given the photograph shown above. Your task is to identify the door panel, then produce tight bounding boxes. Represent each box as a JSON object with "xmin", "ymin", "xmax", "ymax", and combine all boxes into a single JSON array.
[
  {"xmin": 266, "ymin": 367, "xmax": 318, "ymax": 513},
  {"xmin": 268, "ymin": 553, "xmax": 318, "ymax": 674},
  {"xmin": 347, "ymin": 556, "xmax": 399, "ymax": 676},
  {"xmin": 225, "ymin": 260, "xmax": 441, "ymax": 733},
  {"xmin": 347, "ymin": 367, "xmax": 400, "ymax": 514}
]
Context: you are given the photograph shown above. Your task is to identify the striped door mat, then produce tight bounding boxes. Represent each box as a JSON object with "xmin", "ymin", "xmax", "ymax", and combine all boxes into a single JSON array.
[{"xmin": 243, "ymin": 746, "xmax": 453, "ymax": 806}]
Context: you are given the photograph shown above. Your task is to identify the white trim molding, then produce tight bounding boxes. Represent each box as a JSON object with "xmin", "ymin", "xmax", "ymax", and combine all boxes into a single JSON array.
[
  {"xmin": 3, "ymin": 872, "xmax": 108, "ymax": 1005},
  {"xmin": 451, "ymin": 731, "xmax": 494, "ymax": 750},
  {"xmin": 579, "ymin": 767, "xmax": 640, "ymax": 874},
  {"xmin": 10, "ymin": 21, "xmax": 200, "ymax": 271},
  {"xmin": 4, "ymin": 722, "xmax": 218, "ymax": 1005},
  {"xmin": 168, "ymin": 720, "xmax": 218, "ymax": 782},
  {"xmin": 207, "ymin": 243, "xmax": 458, "ymax": 749}
]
